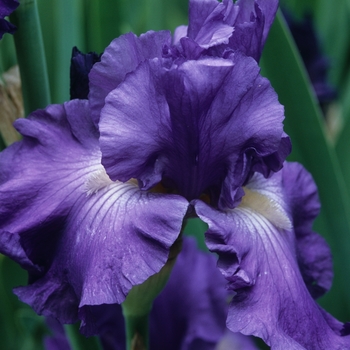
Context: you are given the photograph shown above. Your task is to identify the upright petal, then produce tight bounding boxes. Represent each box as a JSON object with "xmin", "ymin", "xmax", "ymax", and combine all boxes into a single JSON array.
[
  {"xmin": 0, "ymin": 99, "xmax": 188, "ymax": 327},
  {"xmin": 187, "ymin": 0, "xmax": 237, "ymax": 49},
  {"xmin": 100, "ymin": 54, "xmax": 289, "ymax": 209},
  {"xmin": 179, "ymin": 0, "xmax": 278, "ymax": 61},
  {"xmin": 194, "ymin": 163, "xmax": 350, "ymax": 349},
  {"xmin": 89, "ymin": 30, "xmax": 171, "ymax": 125}
]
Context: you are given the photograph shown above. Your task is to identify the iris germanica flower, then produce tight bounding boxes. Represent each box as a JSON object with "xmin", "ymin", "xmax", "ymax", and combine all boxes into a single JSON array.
[
  {"xmin": 0, "ymin": 0, "xmax": 19, "ymax": 39},
  {"xmin": 0, "ymin": 0, "xmax": 349, "ymax": 349}
]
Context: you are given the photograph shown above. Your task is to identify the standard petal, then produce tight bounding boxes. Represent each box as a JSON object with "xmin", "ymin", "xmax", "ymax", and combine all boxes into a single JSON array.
[
  {"xmin": 181, "ymin": 0, "xmax": 278, "ymax": 61},
  {"xmin": 88, "ymin": 30, "xmax": 172, "ymax": 125},
  {"xmin": 194, "ymin": 164, "xmax": 350, "ymax": 349},
  {"xmin": 187, "ymin": 0, "xmax": 237, "ymax": 49},
  {"xmin": 227, "ymin": 0, "xmax": 278, "ymax": 61},
  {"xmin": 100, "ymin": 54, "xmax": 288, "ymax": 208}
]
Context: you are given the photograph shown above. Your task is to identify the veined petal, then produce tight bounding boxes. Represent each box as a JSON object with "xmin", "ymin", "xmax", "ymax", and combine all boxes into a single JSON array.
[
  {"xmin": 194, "ymin": 163, "xmax": 350, "ymax": 349},
  {"xmin": 77, "ymin": 237, "xmax": 228, "ymax": 350},
  {"xmin": 89, "ymin": 30, "xmax": 172, "ymax": 125},
  {"xmin": 100, "ymin": 54, "xmax": 288, "ymax": 208},
  {"xmin": 0, "ymin": 99, "xmax": 188, "ymax": 326},
  {"xmin": 15, "ymin": 176, "xmax": 188, "ymax": 321}
]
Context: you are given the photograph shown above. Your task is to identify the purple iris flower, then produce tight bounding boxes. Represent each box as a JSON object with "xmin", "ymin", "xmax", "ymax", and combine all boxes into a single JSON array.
[
  {"xmin": 0, "ymin": 0, "xmax": 19, "ymax": 39},
  {"xmin": 0, "ymin": 0, "xmax": 349, "ymax": 348}
]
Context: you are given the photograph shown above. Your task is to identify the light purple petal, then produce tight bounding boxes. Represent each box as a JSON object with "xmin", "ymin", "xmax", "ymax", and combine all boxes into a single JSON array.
[
  {"xmin": 187, "ymin": 0, "xmax": 237, "ymax": 49},
  {"xmin": 0, "ymin": 99, "xmax": 188, "ymax": 326},
  {"xmin": 282, "ymin": 162, "xmax": 333, "ymax": 299},
  {"xmin": 194, "ymin": 163, "xmax": 350, "ymax": 349},
  {"xmin": 15, "ymin": 177, "xmax": 188, "ymax": 322},
  {"xmin": 181, "ymin": 0, "xmax": 278, "ymax": 61},
  {"xmin": 89, "ymin": 30, "xmax": 171, "ymax": 125},
  {"xmin": 100, "ymin": 54, "xmax": 288, "ymax": 209},
  {"xmin": 78, "ymin": 237, "xmax": 228, "ymax": 350}
]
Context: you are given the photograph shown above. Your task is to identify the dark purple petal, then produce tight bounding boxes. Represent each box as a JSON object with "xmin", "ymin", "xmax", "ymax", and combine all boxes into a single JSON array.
[
  {"xmin": 180, "ymin": 0, "xmax": 278, "ymax": 61},
  {"xmin": 0, "ymin": 0, "xmax": 19, "ymax": 39},
  {"xmin": 79, "ymin": 237, "xmax": 228, "ymax": 350},
  {"xmin": 194, "ymin": 163, "xmax": 350, "ymax": 349},
  {"xmin": 70, "ymin": 46, "xmax": 101, "ymax": 100},
  {"xmin": 225, "ymin": 0, "xmax": 278, "ymax": 61},
  {"xmin": 0, "ymin": 99, "xmax": 188, "ymax": 327},
  {"xmin": 89, "ymin": 30, "xmax": 171, "ymax": 125},
  {"xmin": 100, "ymin": 54, "xmax": 289, "ymax": 209},
  {"xmin": 284, "ymin": 11, "xmax": 337, "ymax": 104}
]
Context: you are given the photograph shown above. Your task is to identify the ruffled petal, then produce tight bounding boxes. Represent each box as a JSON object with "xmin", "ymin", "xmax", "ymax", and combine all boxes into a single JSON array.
[
  {"xmin": 187, "ymin": 0, "xmax": 237, "ymax": 49},
  {"xmin": 282, "ymin": 162, "xmax": 333, "ymax": 299},
  {"xmin": 15, "ymin": 176, "xmax": 188, "ymax": 322},
  {"xmin": 179, "ymin": 0, "xmax": 278, "ymax": 61},
  {"xmin": 78, "ymin": 237, "xmax": 228, "ymax": 350},
  {"xmin": 100, "ymin": 54, "xmax": 288, "ymax": 209},
  {"xmin": 194, "ymin": 163, "xmax": 350, "ymax": 349},
  {"xmin": 0, "ymin": 99, "xmax": 188, "ymax": 326},
  {"xmin": 88, "ymin": 30, "xmax": 172, "ymax": 125}
]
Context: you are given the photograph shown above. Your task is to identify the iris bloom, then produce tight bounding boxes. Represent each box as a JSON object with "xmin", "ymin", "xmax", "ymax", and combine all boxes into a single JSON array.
[
  {"xmin": 0, "ymin": 0, "xmax": 19, "ymax": 39},
  {"xmin": 0, "ymin": 0, "xmax": 349, "ymax": 348}
]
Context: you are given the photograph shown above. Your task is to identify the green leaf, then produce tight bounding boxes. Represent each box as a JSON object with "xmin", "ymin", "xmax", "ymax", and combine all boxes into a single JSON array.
[
  {"xmin": 0, "ymin": 256, "xmax": 48, "ymax": 350},
  {"xmin": 260, "ymin": 10, "xmax": 350, "ymax": 321},
  {"xmin": 10, "ymin": 0, "xmax": 51, "ymax": 115},
  {"xmin": 183, "ymin": 218, "xmax": 208, "ymax": 252},
  {"xmin": 37, "ymin": 0, "xmax": 85, "ymax": 104},
  {"xmin": 315, "ymin": 0, "xmax": 350, "ymax": 90},
  {"xmin": 65, "ymin": 323, "xmax": 103, "ymax": 350}
]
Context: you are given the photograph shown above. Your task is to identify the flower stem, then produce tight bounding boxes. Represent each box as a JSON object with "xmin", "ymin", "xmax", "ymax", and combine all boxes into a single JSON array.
[
  {"xmin": 64, "ymin": 323, "xmax": 103, "ymax": 350},
  {"xmin": 123, "ymin": 314, "xmax": 149, "ymax": 350},
  {"xmin": 121, "ymin": 237, "xmax": 183, "ymax": 350},
  {"xmin": 10, "ymin": 0, "xmax": 50, "ymax": 115}
]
